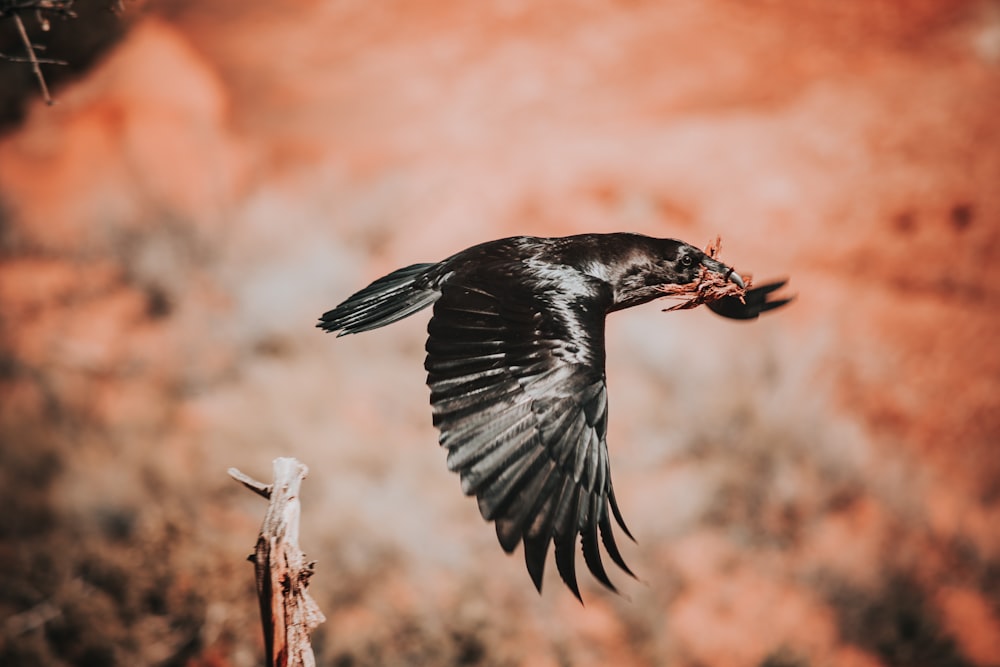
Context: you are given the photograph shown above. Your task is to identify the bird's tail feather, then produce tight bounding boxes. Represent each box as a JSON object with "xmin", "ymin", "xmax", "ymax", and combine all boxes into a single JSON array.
[{"xmin": 318, "ymin": 262, "xmax": 441, "ymax": 336}]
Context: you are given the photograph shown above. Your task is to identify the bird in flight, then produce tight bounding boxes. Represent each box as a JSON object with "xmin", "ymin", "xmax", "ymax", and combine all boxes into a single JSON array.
[{"xmin": 318, "ymin": 233, "xmax": 791, "ymax": 599}]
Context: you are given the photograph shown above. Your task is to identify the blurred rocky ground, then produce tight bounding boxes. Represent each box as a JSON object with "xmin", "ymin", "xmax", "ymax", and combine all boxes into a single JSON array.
[{"xmin": 1, "ymin": 1, "xmax": 998, "ymax": 665}]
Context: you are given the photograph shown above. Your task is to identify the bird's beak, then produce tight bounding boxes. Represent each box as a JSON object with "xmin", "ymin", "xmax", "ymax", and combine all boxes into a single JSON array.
[{"xmin": 701, "ymin": 257, "xmax": 745, "ymax": 288}]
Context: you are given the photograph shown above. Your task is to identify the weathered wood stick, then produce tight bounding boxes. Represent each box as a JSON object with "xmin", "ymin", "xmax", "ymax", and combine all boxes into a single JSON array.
[{"xmin": 229, "ymin": 458, "xmax": 326, "ymax": 667}]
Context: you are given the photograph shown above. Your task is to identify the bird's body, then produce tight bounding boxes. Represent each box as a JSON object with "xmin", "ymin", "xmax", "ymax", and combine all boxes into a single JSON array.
[{"xmin": 319, "ymin": 233, "xmax": 790, "ymax": 598}]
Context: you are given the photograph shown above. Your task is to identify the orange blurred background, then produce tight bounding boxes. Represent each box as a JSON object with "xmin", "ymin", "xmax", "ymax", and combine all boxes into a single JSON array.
[{"xmin": 1, "ymin": 1, "xmax": 999, "ymax": 665}]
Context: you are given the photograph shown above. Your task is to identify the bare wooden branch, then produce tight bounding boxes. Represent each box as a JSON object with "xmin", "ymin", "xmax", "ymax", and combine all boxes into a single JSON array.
[
  {"xmin": 228, "ymin": 466, "xmax": 273, "ymax": 499},
  {"xmin": 1, "ymin": 0, "xmax": 76, "ymax": 105},
  {"xmin": 231, "ymin": 458, "xmax": 326, "ymax": 667},
  {"xmin": 11, "ymin": 11, "xmax": 52, "ymax": 105}
]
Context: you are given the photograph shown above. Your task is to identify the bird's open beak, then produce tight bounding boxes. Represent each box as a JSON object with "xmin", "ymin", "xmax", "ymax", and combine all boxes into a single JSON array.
[{"xmin": 701, "ymin": 257, "xmax": 745, "ymax": 288}]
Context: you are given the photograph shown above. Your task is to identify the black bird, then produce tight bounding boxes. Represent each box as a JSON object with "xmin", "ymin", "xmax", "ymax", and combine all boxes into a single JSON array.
[{"xmin": 318, "ymin": 233, "xmax": 790, "ymax": 599}]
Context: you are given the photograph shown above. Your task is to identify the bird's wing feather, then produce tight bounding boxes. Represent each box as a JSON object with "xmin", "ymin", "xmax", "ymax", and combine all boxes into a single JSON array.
[
  {"xmin": 318, "ymin": 263, "xmax": 442, "ymax": 335},
  {"xmin": 707, "ymin": 278, "xmax": 793, "ymax": 320},
  {"xmin": 424, "ymin": 276, "xmax": 633, "ymax": 599}
]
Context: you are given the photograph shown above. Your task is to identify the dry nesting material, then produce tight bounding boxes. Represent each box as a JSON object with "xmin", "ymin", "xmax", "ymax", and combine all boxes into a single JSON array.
[{"xmin": 657, "ymin": 236, "xmax": 750, "ymax": 311}]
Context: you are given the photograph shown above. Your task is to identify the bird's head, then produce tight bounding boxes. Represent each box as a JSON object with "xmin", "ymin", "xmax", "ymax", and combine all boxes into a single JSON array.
[
  {"xmin": 609, "ymin": 237, "xmax": 745, "ymax": 311},
  {"xmin": 663, "ymin": 241, "xmax": 745, "ymax": 288}
]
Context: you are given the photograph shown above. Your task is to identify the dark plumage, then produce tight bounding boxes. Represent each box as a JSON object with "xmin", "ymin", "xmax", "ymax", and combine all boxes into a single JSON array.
[{"xmin": 318, "ymin": 233, "xmax": 791, "ymax": 599}]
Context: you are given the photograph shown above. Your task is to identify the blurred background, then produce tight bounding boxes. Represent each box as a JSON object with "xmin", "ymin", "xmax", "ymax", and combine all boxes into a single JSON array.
[{"xmin": 1, "ymin": 1, "xmax": 999, "ymax": 665}]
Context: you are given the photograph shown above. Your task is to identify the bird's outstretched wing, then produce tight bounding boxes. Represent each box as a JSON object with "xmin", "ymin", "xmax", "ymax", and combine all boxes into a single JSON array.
[
  {"xmin": 424, "ymin": 276, "xmax": 634, "ymax": 599},
  {"xmin": 708, "ymin": 279, "xmax": 793, "ymax": 320}
]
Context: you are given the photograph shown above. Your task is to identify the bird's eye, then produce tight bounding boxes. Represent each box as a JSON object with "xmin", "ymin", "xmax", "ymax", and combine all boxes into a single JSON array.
[{"xmin": 680, "ymin": 254, "xmax": 694, "ymax": 267}]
